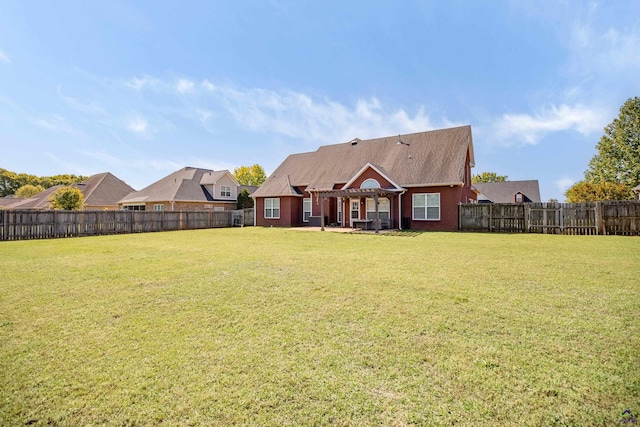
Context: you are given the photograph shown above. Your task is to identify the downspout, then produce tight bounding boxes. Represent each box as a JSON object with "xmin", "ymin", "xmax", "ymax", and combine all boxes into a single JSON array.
[
  {"xmin": 171, "ymin": 201, "xmax": 175, "ymax": 211},
  {"xmin": 251, "ymin": 196, "xmax": 256, "ymax": 226},
  {"xmin": 398, "ymin": 190, "xmax": 406, "ymax": 230}
]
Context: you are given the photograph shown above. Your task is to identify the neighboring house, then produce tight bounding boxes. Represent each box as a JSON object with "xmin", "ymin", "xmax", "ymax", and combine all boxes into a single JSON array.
[
  {"xmin": 251, "ymin": 125, "xmax": 477, "ymax": 231},
  {"xmin": 474, "ymin": 180, "xmax": 541, "ymax": 204},
  {"xmin": 118, "ymin": 166, "xmax": 240, "ymax": 211},
  {"xmin": 3, "ymin": 172, "xmax": 135, "ymax": 210},
  {"xmin": 0, "ymin": 195, "xmax": 23, "ymax": 209},
  {"xmin": 633, "ymin": 184, "xmax": 640, "ymax": 200}
]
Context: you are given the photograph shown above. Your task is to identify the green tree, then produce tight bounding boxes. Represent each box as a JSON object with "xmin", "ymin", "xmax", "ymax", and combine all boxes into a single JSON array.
[
  {"xmin": 50, "ymin": 186, "xmax": 85, "ymax": 210},
  {"xmin": 0, "ymin": 168, "xmax": 87, "ymax": 197},
  {"xmin": 15, "ymin": 184, "xmax": 45, "ymax": 198},
  {"xmin": 472, "ymin": 172, "xmax": 508, "ymax": 183},
  {"xmin": 585, "ymin": 97, "xmax": 640, "ymax": 187},
  {"xmin": 565, "ymin": 181, "xmax": 634, "ymax": 202},
  {"xmin": 236, "ymin": 188, "xmax": 254, "ymax": 209},
  {"xmin": 233, "ymin": 164, "xmax": 267, "ymax": 186}
]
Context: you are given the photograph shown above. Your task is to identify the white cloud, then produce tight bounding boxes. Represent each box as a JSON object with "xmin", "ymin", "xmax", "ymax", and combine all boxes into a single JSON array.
[
  {"xmin": 125, "ymin": 75, "xmax": 161, "ymax": 90},
  {"xmin": 177, "ymin": 78, "xmax": 194, "ymax": 94},
  {"xmin": 32, "ymin": 114, "xmax": 84, "ymax": 136},
  {"xmin": 209, "ymin": 85, "xmax": 452, "ymax": 145},
  {"xmin": 0, "ymin": 49, "xmax": 10, "ymax": 64},
  {"xmin": 127, "ymin": 116, "xmax": 148, "ymax": 133},
  {"xmin": 57, "ymin": 86, "xmax": 105, "ymax": 115},
  {"xmin": 491, "ymin": 104, "xmax": 607, "ymax": 145},
  {"xmin": 556, "ymin": 177, "xmax": 577, "ymax": 195}
]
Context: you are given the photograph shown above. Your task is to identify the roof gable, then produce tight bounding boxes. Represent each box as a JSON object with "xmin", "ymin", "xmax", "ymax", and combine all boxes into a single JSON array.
[
  {"xmin": 77, "ymin": 172, "xmax": 135, "ymax": 206},
  {"xmin": 253, "ymin": 126, "xmax": 474, "ymax": 198},
  {"xmin": 119, "ymin": 167, "xmax": 234, "ymax": 204},
  {"xmin": 474, "ymin": 180, "xmax": 541, "ymax": 203},
  {"xmin": 341, "ymin": 163, "xmax": 403, "ymax": 191}
]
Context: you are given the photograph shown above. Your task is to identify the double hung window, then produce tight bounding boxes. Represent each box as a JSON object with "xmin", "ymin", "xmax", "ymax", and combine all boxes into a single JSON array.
[
  {"xmin": 412, "ymin": 193, "xmax": 440, "ymax": 220},
  {"xmin": 265, "ymin": 198, "xmax": 280, "ymax": 219}
]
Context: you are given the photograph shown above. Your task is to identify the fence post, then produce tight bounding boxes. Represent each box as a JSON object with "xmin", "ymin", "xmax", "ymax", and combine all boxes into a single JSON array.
[{"xmin": 595, "ymin": 201, "xmax": 604, "ymax": 235}]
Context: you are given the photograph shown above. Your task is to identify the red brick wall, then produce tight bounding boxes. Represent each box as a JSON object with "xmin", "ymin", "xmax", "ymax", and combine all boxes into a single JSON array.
[{"xmin": 255, "ymin": 196, "xmax": 303, "ymax": 227}]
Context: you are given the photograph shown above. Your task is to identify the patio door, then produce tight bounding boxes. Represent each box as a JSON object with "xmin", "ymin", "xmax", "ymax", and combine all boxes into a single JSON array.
[{"xmin": 350, "ymin": 199, "xmax": 360, "ymax": 222}]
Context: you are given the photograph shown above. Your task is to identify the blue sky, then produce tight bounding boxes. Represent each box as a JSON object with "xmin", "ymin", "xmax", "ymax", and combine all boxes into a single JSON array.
[{"xmin": 1, "ymin": 1, "xmax": 638, "ymax": 201}]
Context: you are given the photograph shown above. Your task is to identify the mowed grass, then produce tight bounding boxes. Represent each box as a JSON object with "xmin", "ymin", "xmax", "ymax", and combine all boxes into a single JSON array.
[{"xmin": 0, "ymin": 228, "xmax": 639, "ymax": 426}]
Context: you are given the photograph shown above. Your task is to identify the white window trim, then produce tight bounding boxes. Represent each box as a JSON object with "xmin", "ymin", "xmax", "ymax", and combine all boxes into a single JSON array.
[
  {"xmin": 366, "ymin": 197, "xmax": 390, "ymax": 219},
  {"xmin": 303, "ymin": 198, "xmax": 311, "ymax": 223},
  {"xmin": 412, "ymin": 193, "xmax": 440, "ymax": 221},
  {"xmin": 350, "ymin": 199, "xmax": 360, "ymax": 219},
  {"xmin": 264, "ymin": 198, "xmax": 280, "ymax": 219},
  {"xmin": 220, "ymin": 185, "xmax": 231, "ymax": 198},
  {"xmin": 360, "ymin": 178, "xmax": 380, "ymax": 189},
  {"xmin": 153, "ymin": 204, "xmax": 164, "ymax": 211}
]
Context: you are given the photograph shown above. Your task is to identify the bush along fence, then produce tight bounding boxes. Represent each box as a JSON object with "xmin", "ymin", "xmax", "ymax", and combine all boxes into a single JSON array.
[
  {"xmin": 0, "ymin": 208, "xmax": 254, "ymax": 241},
  {"xmin": 459, "ymin": 201, "xmax": 640, "ymax": 236}
]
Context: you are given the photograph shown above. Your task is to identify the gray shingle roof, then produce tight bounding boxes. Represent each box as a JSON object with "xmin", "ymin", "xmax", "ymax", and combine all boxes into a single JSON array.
[
  {"xmin": 3, "ymin": 172, "xmax": 136, "ymax": 209},
  {"xmin": 474, "ymin": 180, "xmax": 541, "ymax": 203},
  {"xmin": 253, "ymin": 126, "xmax": 474, "ymax": 198},
  {"xmin": 119, "ymin": 167, "xmax": 236, "ymax": 204},
  {"xmin": 77, "ymin": 172, "xmax": 135, "ymax": 207}
]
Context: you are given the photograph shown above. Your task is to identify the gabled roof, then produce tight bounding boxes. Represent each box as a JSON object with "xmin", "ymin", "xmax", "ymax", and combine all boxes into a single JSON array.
[
  {"xmin": 474, "ymin": 180, "xmax": 541, "ymax": 203},
  {"xmin": 253, "ymin": 125, "xmax": 474, "ymax": 198},
  {"xmin": 3, "ymin": 186, "xmax": 61, "ymax": 209},
  {"xmin": 119, "ymin": 167, "xmax": 236, "ymax": 204},
  {"xmin": 341, "ymin": 162, "xmax": 403, "ymax": 191},
  {"xmin": 76, "ymin": 172, "xmax": 135, "ymax": 207},
  {"xmin": 3, "ymin": 172, "xmax": 136, "ymax": 209},
  {"xmin": 0, "ymin": 195, "xmax": 24, "ymax": 208}
]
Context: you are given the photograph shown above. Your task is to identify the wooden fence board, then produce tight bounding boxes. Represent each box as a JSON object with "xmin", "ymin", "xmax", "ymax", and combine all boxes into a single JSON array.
[
  {"xmin": 0, "ymin": 208, "xmax": 254, "ymax": 241},
  {"xmin": 459, "ymin": 201, "xmax": 640, "ymax": 236}
]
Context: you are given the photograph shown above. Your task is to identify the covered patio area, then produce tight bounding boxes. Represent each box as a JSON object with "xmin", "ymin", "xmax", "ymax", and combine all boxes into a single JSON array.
[{"xmin": 310, "ymin": 187, "xmax": 404, "ymax": 234}]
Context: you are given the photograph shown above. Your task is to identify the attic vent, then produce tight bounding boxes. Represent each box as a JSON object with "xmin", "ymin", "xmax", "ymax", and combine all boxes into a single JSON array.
[{"xmin": 349, "ymin": 138, "xmax": 361, "ymax": 145}]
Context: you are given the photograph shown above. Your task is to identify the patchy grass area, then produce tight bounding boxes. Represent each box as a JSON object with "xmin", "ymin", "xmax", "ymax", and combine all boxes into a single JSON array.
[{"xmin": 1, "ymin": 228, "xmax": 639, "ymax": 425}]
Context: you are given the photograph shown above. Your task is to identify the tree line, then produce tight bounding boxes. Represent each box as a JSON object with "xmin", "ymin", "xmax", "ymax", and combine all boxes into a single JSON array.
[{"xmin": 0, "ymin": 168, "xmax": 88, "ymax": 198}]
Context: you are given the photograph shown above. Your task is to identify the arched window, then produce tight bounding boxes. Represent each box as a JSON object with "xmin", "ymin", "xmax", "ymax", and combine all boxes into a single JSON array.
[{"xmin": 360, "ymin": 179, "xmax": 380, "ymax": 189}]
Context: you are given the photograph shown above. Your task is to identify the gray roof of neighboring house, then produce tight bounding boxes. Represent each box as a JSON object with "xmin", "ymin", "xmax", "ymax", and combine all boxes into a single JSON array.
[
  {"xmin": 3, "ymin": 172, "xmax": 136, "ymax": 209},
  {"xmin": 3, "ymin": 185, "xmax": 62, "ymax": 209},
  {"xmin": 633, "ymin": 184, "xmax": 640, "ymax": 193},
  {"xmin": 474, "ymin": 180, "xmax": 541, "ymax": 203},
  {"xmin": 0, "ymin": 195, "xmax": 23, "ymax": 208},
  {"xmin": 77, "ymin": 172, "xmax": 135, "ymax": 207},
  {"xmin": 119, "ymin": 167, "xmax": 237, "ymax": 204},
  {"xmin": 253, "ymin": 125, "xmax": 474, "ymax": 198}
]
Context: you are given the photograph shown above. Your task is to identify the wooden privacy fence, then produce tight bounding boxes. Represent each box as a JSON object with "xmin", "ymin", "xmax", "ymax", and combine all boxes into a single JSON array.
[
  {"xmin": 459, "ymin": 201, "xmax": 640, "ymax": 235},
  {"xmin": 0, "ymin": 208, "xmax": 254, "ymax": 241}
]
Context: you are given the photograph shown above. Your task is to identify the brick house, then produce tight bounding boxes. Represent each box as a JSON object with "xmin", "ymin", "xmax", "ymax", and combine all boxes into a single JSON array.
[
  {"xmin": 118, "ymin": 167, "xmax": 240, "ymax": 211},
  {"xmin": 252, "ymin": 126, "xmax": 477, "ymax": 232}
]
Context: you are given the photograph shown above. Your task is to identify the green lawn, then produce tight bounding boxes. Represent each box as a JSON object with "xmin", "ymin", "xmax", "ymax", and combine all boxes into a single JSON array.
[{"xmin": 1, "ymin": 228, "xmax": 639, "ymax": 426}]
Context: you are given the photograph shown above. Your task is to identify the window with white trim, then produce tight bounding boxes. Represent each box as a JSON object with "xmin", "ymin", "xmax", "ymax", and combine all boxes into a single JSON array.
[
  {"xmin": 221, "ymin": 185, "xmax": 231, "ymax": 197},
  {"xmin": 412, "ymin": 193, "xmax": 440, "ymax": 220},
  {"xmin": 366, "ymin": 197, "xmax": 390, "ymax": 219},
  {"xmin": 265, "ymin": 198, "xmax": 280, "ymax": 219},
  {"xmin": 351, "ymin": 199, "xmax": 360, "ymax": 219},
  {"xmin": 303, "ymin": 198, "xmax": 311, "ymax": 222},
  {"xmin": 153, "ymin": 204, "xmax": 164, "ymax": 211},
  {"xmin": 360, "ymin": 179, "xmax": 380, "ymax": 189},
  {"xmin": 337, "ymin": 198, "xmax": 343, "ymax": 224}
]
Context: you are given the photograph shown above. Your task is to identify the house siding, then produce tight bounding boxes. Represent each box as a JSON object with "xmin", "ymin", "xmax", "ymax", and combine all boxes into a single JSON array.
[
  {"xmin": 401, "ymin": 186, "xmax": 463, "ymax": 231},
  {"xmin": 255, "ymin": 196, "xmax": 302, "ymax": 227}
]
